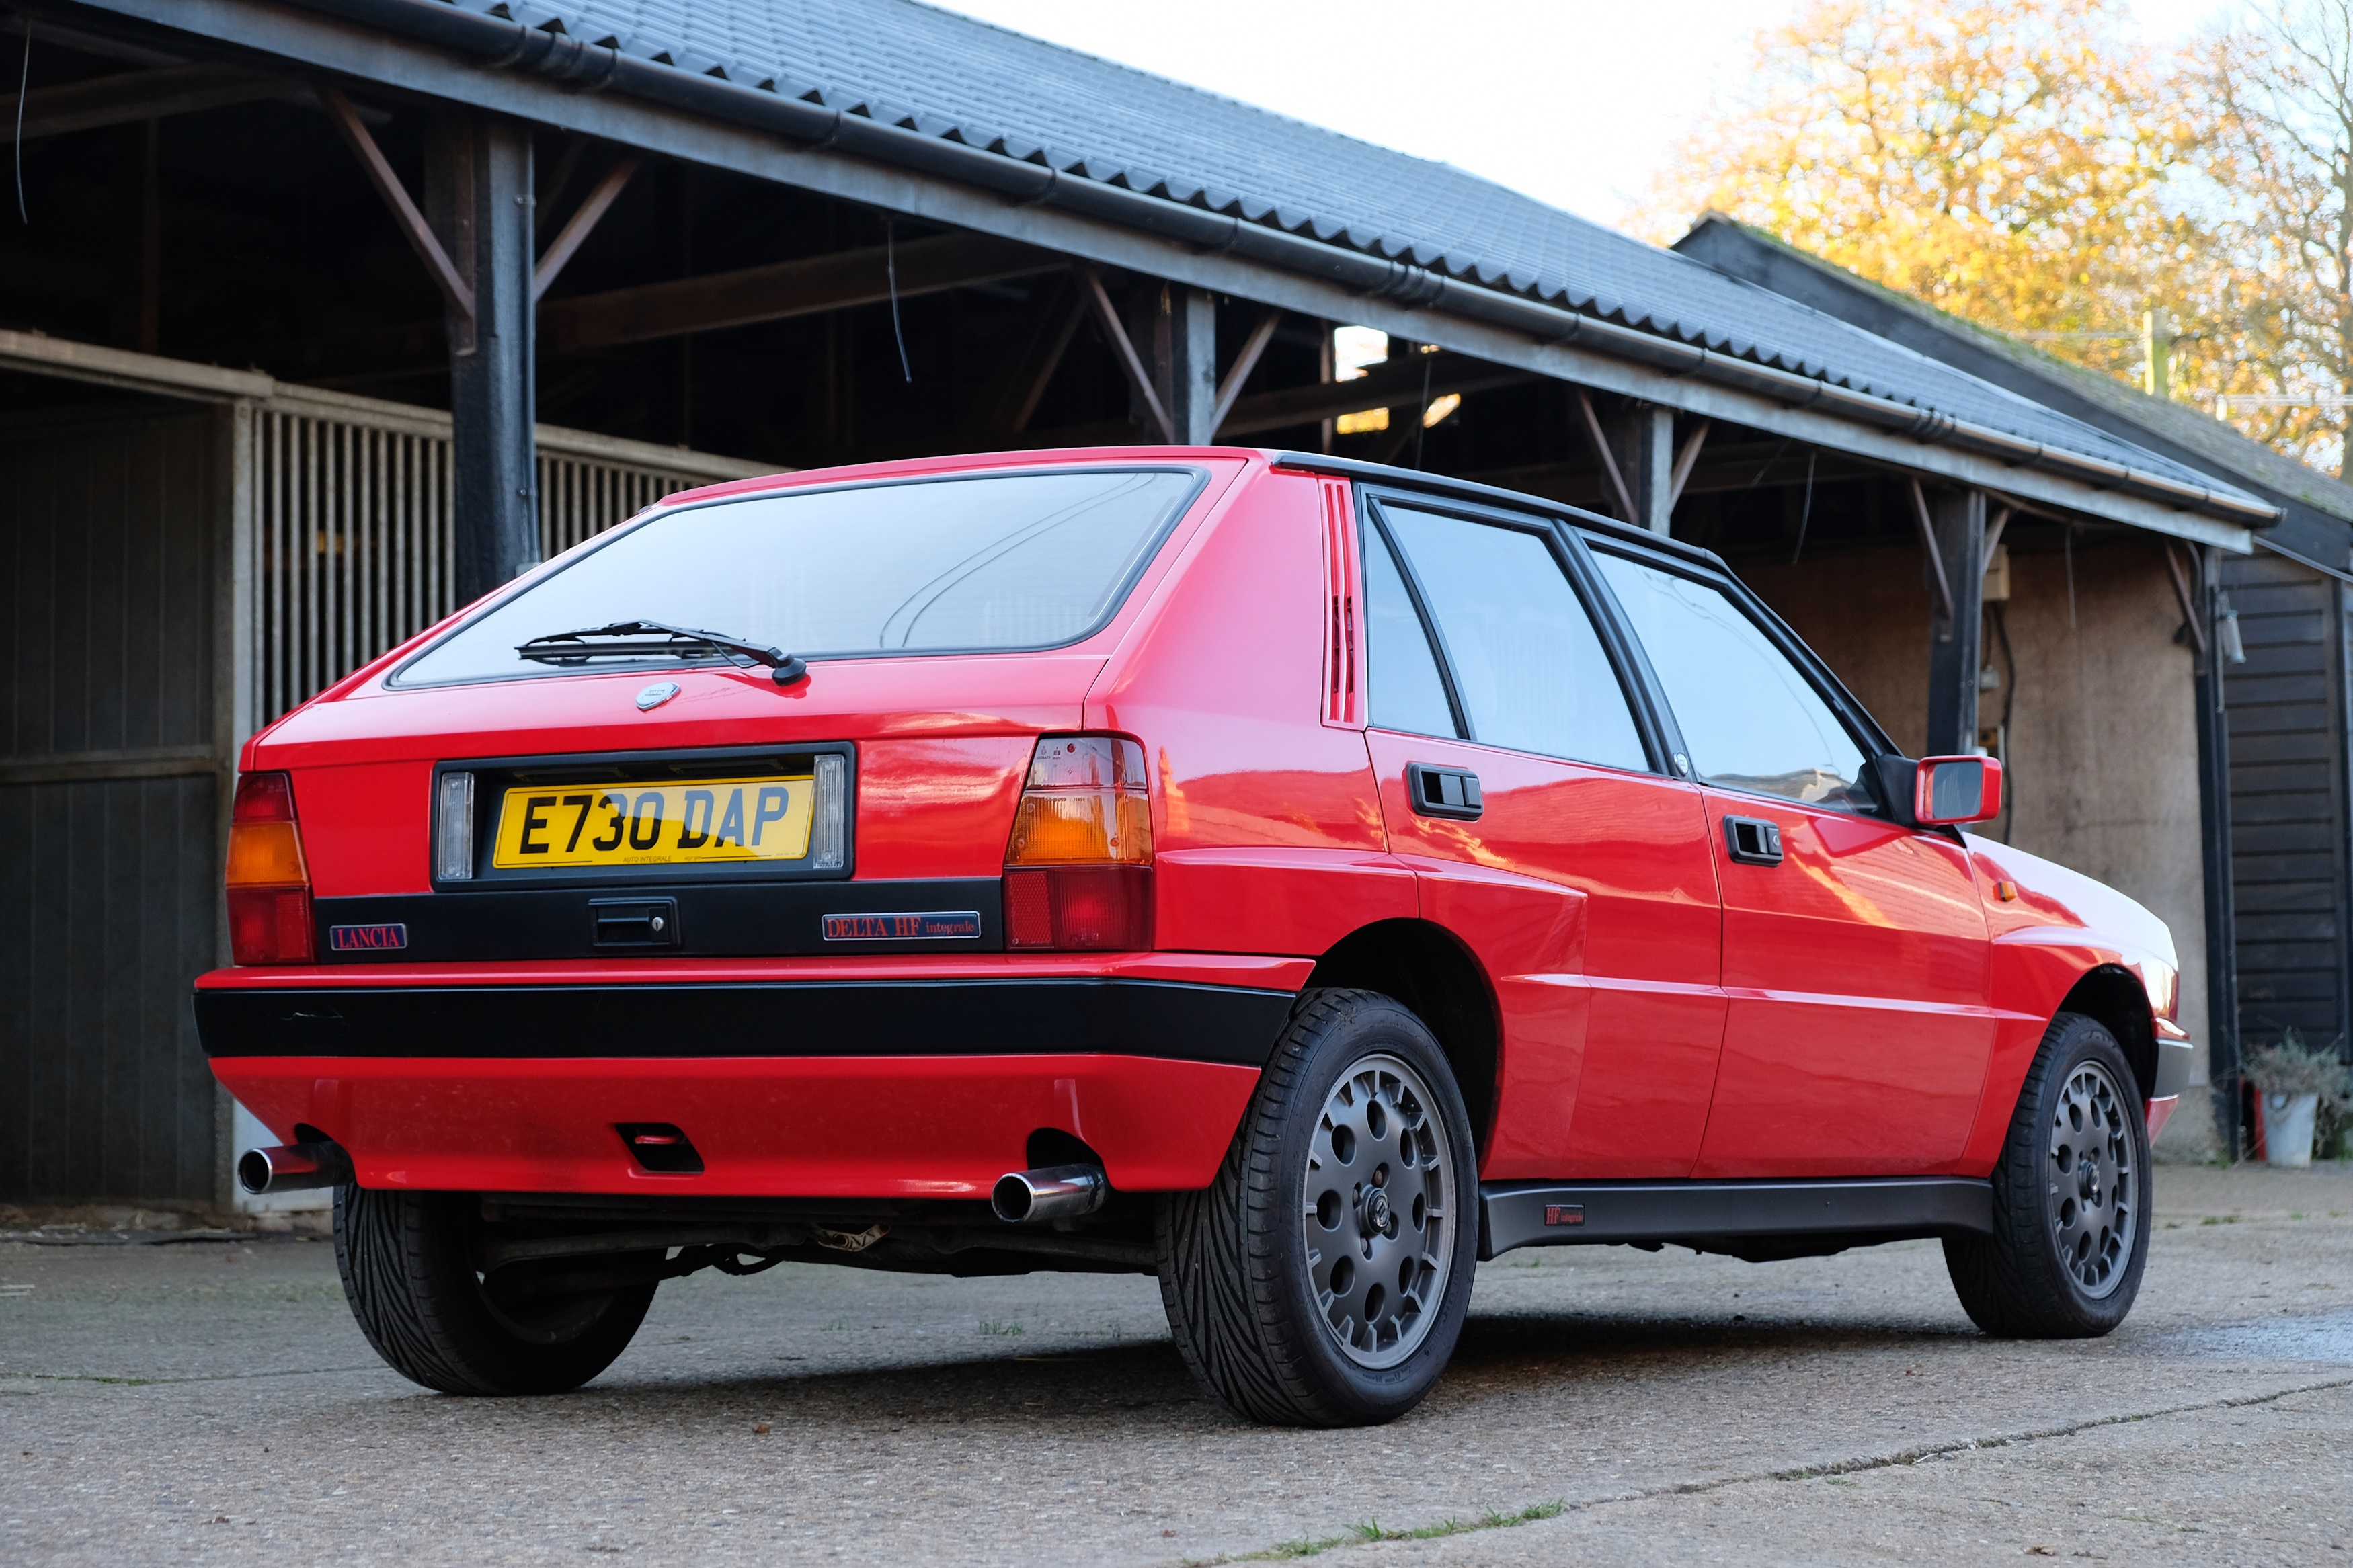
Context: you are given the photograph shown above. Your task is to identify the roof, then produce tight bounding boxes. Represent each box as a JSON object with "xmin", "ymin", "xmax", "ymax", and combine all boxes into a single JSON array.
[
  {"xmin": 1674, "ymin": 214, "xmax": 2353, "ymax": 537},
  {"xmin": 322, "ymin": 1, "xmax": 2266, "ymax": 513}
]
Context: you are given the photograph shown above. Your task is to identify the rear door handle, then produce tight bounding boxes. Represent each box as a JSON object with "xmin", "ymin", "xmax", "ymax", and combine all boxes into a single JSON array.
[
  {"xmin": 1407, "ymin": 763, "xmax": 1483, "ymax": 821},
  {"xmin": 1723, "ymin": 815, "xmax": 1783, "ymax": 866}
]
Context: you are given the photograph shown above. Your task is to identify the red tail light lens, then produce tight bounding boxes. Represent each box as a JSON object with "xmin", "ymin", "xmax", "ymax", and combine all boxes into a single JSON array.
[
  {"xmin": 1004, "ymin": 736, "xmax": 1152, "ymax": 951},
  {"xmin": 226, "ymin": 771, "xmax": 313, "ymax": 964},
  {"xmin": 1004, "ymin": 866, "xmax": 1152, "ymax": 950}
]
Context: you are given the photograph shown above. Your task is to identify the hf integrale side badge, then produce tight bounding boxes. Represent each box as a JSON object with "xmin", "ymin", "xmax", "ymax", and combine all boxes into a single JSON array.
[{"xmin": 822, "ymin": 912, "xmax": 982, "ymax": 941}]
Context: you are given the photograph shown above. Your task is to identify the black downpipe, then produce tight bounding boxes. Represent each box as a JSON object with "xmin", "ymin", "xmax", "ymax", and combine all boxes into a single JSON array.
[{"xmin": 2194, "ymin": 546, "xmax": 2241, "ymax": 1157}]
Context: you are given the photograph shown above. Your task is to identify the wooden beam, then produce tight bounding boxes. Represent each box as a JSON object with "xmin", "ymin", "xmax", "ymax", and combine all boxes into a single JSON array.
[
  {"xmin": 1909, "ymin": 477, "xmax": 1958, "ymax": 627},
  {"xmin": 969, "ymin": 275, "xmax": 1085, "ymax": 436},
  {"xmin": 317, "ymin": 81, "xmax": 473, "ymax": 324},
  {"xmin": 1574, "ymin": 389, "xmax": 1639, "ymax": 525},
  {"xmin": 1209, "ymin": 307, "xmax": 1281, "ymax": 435},
  {"xmin": 2164, "ymin": 540, "xmax": 2206, "ymax": 658},
  {"xmin": 1077, "ymin": 265, "xmax": 1174, "ymax": 442},
  {"xmin": 543, "ymin": 231, "xmax": 1061, "ymax": 354},
  {"xmin": 1, "ymin": 63, "xmax": 286, "ymax": 142},
  {"xmin": 1667, "ymin": 417, "xmax": 1711, "ymax": 509},
  {"xmin": 534, "ymin": 153, "xmax": 641, "ymax": 301},
  {"xmin": 1217, "ymin": 354, "xmax": 1535, "ymax": 438}
]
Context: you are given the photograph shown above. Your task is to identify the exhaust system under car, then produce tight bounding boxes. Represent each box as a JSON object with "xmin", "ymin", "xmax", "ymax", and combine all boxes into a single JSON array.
[
  {"xmin": 236, "ymin": 1140, "xmax": 352, "ymax": 1195},
  {"xmin": 991, "ymin": 1163, "xmax": 1109, "ymax": 1225}
]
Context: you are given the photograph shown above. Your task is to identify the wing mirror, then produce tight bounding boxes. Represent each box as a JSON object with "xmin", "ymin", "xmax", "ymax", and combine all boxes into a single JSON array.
[
  {"xmin": 1869, "ymin": 754, "xmax": 2004, "ymax": 827},
  {"xmin": 1915, "ymin": 755, "xmax": 2003, "ymax": 826}
]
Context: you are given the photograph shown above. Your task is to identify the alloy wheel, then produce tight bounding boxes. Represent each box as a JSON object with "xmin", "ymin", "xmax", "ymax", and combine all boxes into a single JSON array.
[
  {"xmin": 1300, "ymin": 1052, "xmax": 1456, "ymax": 1368},
  {"xmin": 2047, "ymin": 1059, "xmax": 2137, "ymax": 1298}
]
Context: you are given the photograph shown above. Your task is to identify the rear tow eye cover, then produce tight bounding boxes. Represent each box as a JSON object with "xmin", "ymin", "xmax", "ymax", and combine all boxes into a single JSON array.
[{"xmin": 616, "ymin": 1122, "xmax": 704, "ymax": 1173}]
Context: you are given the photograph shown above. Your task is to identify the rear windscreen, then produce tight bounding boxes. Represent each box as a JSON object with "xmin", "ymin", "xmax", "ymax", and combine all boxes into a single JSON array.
[{"xmin": 393, "ymin": 467, "xmax": 1204, "ymax": 687}]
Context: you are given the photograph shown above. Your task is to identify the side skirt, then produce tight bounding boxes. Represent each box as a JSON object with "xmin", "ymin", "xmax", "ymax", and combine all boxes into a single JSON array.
[{"xmin": 1478, "ymin": 1178, "xmax": 1994, "ymax": 1262}]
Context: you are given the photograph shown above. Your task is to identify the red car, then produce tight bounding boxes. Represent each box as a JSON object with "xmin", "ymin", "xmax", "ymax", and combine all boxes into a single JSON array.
[{"xmin": 200, "ymin": 448, "xmax": 2191, "ymax": 1426}]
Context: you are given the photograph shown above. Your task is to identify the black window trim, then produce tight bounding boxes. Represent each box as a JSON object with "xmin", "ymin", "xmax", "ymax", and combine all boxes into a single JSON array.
[
  {"xmin": 1577, "ymin": 532, "xmax": 1903, "ymax": 816},
  {"xmin": 384, "ymin": 462, "xmax": 1215, "ymax": 691},
  {"xmin": 1354, "ymin": 483, "xmax": 1677, "ymax": 778}
]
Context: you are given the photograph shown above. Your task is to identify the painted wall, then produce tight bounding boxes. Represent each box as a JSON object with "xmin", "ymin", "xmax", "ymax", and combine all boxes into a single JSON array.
[{"xmin": 1737, "ymin": 536, "xmax": 2217, "ymax": 1155}]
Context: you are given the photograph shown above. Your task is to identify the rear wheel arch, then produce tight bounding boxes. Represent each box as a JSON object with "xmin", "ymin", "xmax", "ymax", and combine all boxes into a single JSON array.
[
  {"xmin": 2055, "ymin": 964, "xmax": 2158, "ymax": 1102},
  {"xmin": 1302, "ymin": 919, "xmax": 1499, "ymax": 1160}
]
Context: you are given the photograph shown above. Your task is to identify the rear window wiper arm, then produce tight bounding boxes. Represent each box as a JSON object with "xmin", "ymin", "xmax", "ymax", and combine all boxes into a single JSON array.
[{"xmin": 515, "ymin": 620, "xmax": 808, "ymax": 684}]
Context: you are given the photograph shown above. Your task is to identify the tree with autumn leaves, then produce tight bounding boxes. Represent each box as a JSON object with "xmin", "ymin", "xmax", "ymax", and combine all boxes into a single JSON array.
[{"xmin": 1650, "ymin": 0, "xmax": 2353, "ymax": 475}]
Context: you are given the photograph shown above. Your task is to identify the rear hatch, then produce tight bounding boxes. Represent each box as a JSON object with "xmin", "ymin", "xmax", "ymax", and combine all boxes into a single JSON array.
[{"xmin": 243, "ymin": 457, "xmax": 1236, "ymax": 963}]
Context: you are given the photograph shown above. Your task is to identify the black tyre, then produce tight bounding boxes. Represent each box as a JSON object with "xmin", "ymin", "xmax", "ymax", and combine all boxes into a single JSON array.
[
  {"xmin": 334, "ymin": 1185, "xmax": 658, "ymax": 1395},
  {"xmin": 1944, "ymin": 1011, "xmax": 2151, "ymax": 1337},
  {"xmin": 1156, "ymin": 988, "xmax": 1480, "ymax": 1426}
]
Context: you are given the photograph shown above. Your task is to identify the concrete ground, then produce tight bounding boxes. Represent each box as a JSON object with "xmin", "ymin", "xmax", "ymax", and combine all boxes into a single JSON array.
[{"xmin": 3, "ymin": 1165, "xmax": 2348, "ymax": 1567}]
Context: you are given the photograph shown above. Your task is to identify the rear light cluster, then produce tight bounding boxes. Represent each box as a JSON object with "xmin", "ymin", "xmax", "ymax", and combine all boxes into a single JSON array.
[
  {"xmin": 1003, "ymin": 735, "xmax": 1152, "ymax": 951},
  {"xmin": 225, "ymin": 771, "xmax": 313, "ymax": 964}
]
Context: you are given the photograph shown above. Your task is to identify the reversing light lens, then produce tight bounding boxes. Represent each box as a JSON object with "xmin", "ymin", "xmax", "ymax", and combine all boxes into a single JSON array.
[
  {"xmin": 810, "ymin": 753, "xmax": 847, "ymax": 872},
  {"xmin": 435, "ymin": 771, "xmax": 475, "ymax": 882},
  {"xmin": 225, "ymin": 771, "xmax": 313, "ymax": 964}
]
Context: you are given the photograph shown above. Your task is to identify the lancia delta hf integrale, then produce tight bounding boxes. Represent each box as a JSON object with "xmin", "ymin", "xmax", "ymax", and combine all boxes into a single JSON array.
[{"xmin": 200, "ymin": 449, "xmax": 2192, "ymax": 1426}]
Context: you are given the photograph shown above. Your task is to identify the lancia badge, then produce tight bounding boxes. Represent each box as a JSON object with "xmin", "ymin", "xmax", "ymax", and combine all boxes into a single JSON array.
[{"xmin": 635, "ymin": 681, "xmax": 680, "ymax": 711}]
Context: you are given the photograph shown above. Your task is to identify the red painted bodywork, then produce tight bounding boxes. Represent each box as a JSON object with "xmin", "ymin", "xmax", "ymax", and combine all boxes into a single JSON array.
[{"xmin": 202, "ymin": 448, "xmax": 2180, "ymax": 1199}]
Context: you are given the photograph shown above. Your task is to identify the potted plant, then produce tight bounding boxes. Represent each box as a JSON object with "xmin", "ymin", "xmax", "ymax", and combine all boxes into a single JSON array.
[{"xmin": 2243, "ymin": 1031, "xmax": 2353, "ymax": 1167}]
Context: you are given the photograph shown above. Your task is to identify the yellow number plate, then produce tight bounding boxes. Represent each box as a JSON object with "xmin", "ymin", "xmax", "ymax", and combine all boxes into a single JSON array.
[{"xmin": 491, "ymin": 776, "xmax": 814, "ymax": 868}]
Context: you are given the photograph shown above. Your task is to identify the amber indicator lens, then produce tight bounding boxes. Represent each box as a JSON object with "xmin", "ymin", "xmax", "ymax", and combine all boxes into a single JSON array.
[{"xmin": 1006, "ymin": 735, "xmax": 1152, "ymax": 866}]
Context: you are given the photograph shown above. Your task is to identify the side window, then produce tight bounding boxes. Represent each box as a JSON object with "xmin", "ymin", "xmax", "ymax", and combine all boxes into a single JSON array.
[
  {"xmin": 1363, "ymin": 518, "xmax": 1460, "ymax": 739},
  {"xmin": 1378, "ymin": 505, "xmax": 1648, "ymax": 772},
  {"xmin": 1591, "ymin": 551, "xmax": 1872, "ymax": 810}
]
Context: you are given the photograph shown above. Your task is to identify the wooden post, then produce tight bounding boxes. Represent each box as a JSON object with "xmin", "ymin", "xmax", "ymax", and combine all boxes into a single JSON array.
[
  {"xmin": 1924, "ymin": 486, "xmax": 1986, "ymax": 756},
  {"xmin": 425, "ymin": 110, "xmax": 538, "ymax": 601},
  {"xmin": 1609, "ymin": 402, "xmax": 1675, "ymax": 535},
  {"xmin": 1163, "ymin": 285, "xmax": 1218, "ymax": 444}
]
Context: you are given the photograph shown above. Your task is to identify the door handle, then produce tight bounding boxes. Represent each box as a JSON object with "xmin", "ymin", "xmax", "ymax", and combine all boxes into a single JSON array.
[
  {"xmin": 1407, "ymin": 762, "xmax": 1483, "ymax": 821},
  {"xmin": 1723, "ymin": 815, "xmax": 1783, "ymax": 866}
]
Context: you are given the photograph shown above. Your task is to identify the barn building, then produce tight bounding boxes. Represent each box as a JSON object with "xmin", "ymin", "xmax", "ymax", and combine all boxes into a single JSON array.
[{"xmin": 1, "ymin": 0, "xmax": 2330, "ymax": 1208}]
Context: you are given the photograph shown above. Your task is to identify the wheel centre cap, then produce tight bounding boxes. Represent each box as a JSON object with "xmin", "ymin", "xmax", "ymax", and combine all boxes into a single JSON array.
[{"xmin": 1359, "ymin": 1186, "xmax": 1392, "ymax": 1236}]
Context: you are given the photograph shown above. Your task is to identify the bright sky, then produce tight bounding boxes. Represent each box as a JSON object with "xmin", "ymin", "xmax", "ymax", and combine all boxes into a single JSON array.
[{"xmin": 932, "ymin": 0, "xmax": 2241, "ymax": 229}]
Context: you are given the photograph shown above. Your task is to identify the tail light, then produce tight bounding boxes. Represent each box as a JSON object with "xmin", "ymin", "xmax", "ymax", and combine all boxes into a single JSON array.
[
  {"xmin": 1004, "ymin": 735, "xmax": 1152, "ymax": 950},
  {"xmin": 225, "ymin": 771, "xmax": 313, "ymax": 964}
]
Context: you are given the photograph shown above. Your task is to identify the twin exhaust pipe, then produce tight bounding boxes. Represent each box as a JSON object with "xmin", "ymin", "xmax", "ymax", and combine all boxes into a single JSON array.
[
  {"xmin": 991, "ymin": 1163, "xmax": 1107, "ymax": 1225},
  {"xmin": 236, "ymin": 1140, "xmax": 352, "ymax": 1196}
]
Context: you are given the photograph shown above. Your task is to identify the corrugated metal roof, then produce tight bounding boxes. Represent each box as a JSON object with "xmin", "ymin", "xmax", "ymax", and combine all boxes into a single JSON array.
[{"xmin": 461, "ymin": 0, "xmax": 2254, "ymax": 502}]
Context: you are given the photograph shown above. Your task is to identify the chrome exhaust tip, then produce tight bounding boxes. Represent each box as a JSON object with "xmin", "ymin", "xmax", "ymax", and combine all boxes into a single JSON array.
[
  {"xmin": 236, "ymin": 1140, "xmax": 352, "ymax": 1196},
  {"xmin": 991, "ymin": 1164, "xmax": 1107, "ymax": 1225}
]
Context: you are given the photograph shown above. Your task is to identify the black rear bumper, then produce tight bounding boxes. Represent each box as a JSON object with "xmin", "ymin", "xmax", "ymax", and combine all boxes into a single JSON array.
[{"xmin": 194, "ymin": 977, "xmax": 1296, "ymax": 1066}]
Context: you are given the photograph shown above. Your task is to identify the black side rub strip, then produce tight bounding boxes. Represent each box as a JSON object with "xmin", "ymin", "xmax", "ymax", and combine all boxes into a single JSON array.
[
  {"xmin": 194, "ymin": 979, "xmax": 1296, "ymax": 1066},
  {"xmin": 1479, "ymin": 1178, "xmax": 1993, "ymax": 1260}
]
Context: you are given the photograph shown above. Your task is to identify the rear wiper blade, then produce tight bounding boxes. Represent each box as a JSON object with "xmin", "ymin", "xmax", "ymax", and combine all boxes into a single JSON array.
[{"xmin": 516, "ymin": 620, "xmax": 808, "ymax": 685}]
